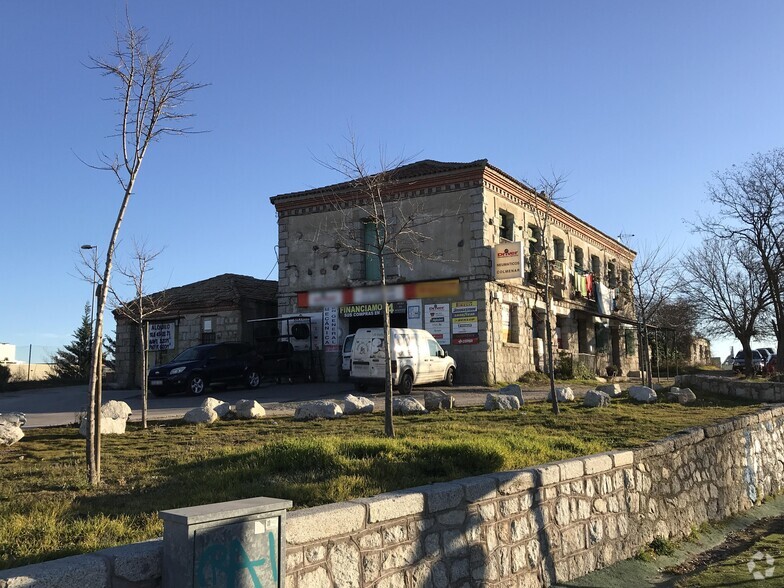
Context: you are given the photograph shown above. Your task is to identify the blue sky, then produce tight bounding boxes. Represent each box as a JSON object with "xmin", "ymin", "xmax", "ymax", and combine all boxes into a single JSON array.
[{"xmin": 2, "ymin": 1, "xmax": 783, "ymax": 362}]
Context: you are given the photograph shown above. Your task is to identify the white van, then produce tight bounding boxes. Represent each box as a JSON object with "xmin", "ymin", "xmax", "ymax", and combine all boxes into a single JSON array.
[{"xmin": 349, "ymin": 328, "xmax": 456, "ymax": 394}]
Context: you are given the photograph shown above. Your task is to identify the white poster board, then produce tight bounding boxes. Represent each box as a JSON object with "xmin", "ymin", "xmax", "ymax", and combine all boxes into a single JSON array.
[
  {"xmin": 424, "ymin": 303, "xmax": 451, "ymax": 345},
  {"xmin": 323, "ymin": 307, "xmax": 339, "ymax": 352},
  {"xmin": 494, "ymin": 242, "xmax": 523, "ymax": 280},
  {"xmin": 148, "ymin": 322, "xmax": 175, "ymax": 351},
  {"xmin": 406, "ymin": 299, "xmax": 423, "ymax": 329}
]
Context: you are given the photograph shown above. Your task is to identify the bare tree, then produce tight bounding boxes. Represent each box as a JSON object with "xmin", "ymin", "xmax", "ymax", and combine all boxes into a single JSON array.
[
  {"xmin": 629, "ymin": 241, "xmax": 681, "ymax": 388},
  {"xmin": 83, "ymin": 18, "xmax": 204, "ymax": 485},
  {"xmin": 526, "ymin": 173, "xmax": 569, "ymax": 415},
  {"xmin": 698, "ymin": 149, "xmax": 784, "ymax": 371},
  {"xmin": 681, "ymin": 238, "xmax": 769, "ymax": 376},
  {"xmin": 111, "ymin": 241, "xmax": 168, "ymax": 428},
  {"xmin": 314, "ymin": 136, "xmax": 455, "ymax": 438}
]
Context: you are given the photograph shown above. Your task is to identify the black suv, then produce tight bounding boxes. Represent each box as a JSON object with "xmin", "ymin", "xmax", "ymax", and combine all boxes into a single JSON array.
[
  {"xmin": 148, "ymin": 342, "xmax": 262, "ymax": 396},
  {"xmin": 731, "ymin": 349, "xmax": 766, "ymax": 374}
]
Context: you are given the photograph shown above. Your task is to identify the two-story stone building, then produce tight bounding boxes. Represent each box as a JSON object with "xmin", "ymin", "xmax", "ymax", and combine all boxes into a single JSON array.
[{"xmin": 270, "ymin": 159, "xmax": 638, "ymax": 384}]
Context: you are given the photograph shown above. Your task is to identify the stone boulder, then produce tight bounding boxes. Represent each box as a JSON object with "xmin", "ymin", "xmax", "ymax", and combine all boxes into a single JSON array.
[
  {"xmin": 0, "ymin": 422, "xmax": 24, "ymax": 446},
  {"xmin": 202, "ymin": 397, "xmax": 232, "ymax": 419},
  {"xmin": 667, "ymin": 387, "xmax": 697, "ymax": 405},
  {"xmin": 547, "ymin": 386, "xmax": 575, "ymax": 402},
  {"xmin": 485, "ymin": 393, "xmax": 521, "ymax": 411},
  {"xmin": 392, "ymin": 397, "xmax": 428, "ymax": 415},
  {"xmin": 498, "ymin": 383, "xmax": 524, "ymax": 406},
  {"xmin": 343, "ymin": 394, "xmax": 375, "ymax": 415},
  {"xmin": 596, "ymin": 383, "xmax": 623, "ymax": 398},
  {"xmin": 628, "ymin": 385, "xmax": 658, "ymax": 403},
  {"xmin": 294, "ymin": 400, "xmax": 343, "ymax": 421},
  {"xmin": 235, "ymin": 399, "xmax": 265, "ymax": 419},
  {"xmin": 183, "ymin": 406, "xmax": 218, "ymax": 424},
  {"xmin": 424, "ymin": 390, "xmax": 455, "ymax": 411},
  {"xmin": 79, "ymin": 400, "xmax": 133, "ymax": 436},
  {"xmin": 584, "ymin": 390, "xmax": 611, "ymax": 408},
  {"xmin": 0, "ymin": 412, "xmax": 26, "ymax": 427}
]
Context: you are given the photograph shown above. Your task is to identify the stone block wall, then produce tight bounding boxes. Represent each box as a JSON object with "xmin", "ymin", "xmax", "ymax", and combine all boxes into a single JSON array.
[
  {"xmin": 4, "ymin": 405, "xmax": 784, "ymax": 587},
  {"xmin": 675, "ymin": 374, "xmax": 784, "ymax": 403}
]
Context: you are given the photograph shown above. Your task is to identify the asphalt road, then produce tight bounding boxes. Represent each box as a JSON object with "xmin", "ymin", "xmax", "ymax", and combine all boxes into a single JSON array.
[{"xmin": 0, "ymin": 381, "xmax": 562, "ymax": 428}]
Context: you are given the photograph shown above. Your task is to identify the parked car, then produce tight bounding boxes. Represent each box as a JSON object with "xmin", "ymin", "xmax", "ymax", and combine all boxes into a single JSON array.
[
  {"xmin": 350, "ymin": 328, "xmax": 456, "ymax": 394},
  {"xmin": 732, "ymin": 349, "xmax": 766, "ymax": 374},
  {"xmin": 148, "ymin": 342, "xmax": 262, "ymax": 396},
  {"xmin": 757, "ymin": 348, "xmax": 773, "ymax": 363},
  {"xmin": 766, "ymin": 353, "xmax": 777, "ymax": 375}
]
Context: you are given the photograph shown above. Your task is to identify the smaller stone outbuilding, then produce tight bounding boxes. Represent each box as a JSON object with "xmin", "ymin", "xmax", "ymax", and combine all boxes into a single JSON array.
[{"xmin": 113, "ymin": 274, "xmax": 277, "ymax": 388}]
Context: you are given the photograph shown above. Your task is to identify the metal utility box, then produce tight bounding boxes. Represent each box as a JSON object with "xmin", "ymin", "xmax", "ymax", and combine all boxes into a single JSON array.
[{"xmin": 160, "ymin": 496, "xmax": 292, "ymax": 588}]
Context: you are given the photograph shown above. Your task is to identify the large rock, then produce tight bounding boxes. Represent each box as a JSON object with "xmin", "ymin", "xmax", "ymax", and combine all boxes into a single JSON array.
[
  {"xmin": 584, "ymin": 390, "xmax": 611, "ymax": 408},
  {"xmin": 629, "ymin": 385, "xmax": 657, "ymax": 403},
  {"xmin": 343, "ymin": 394, "xmax": 375, "ymax": 415},
  {"xmin": 424, "ymin": 390, "xmax": 455, "ymax": 411},
  {"xmin": 499, "ymin": 383, "xmax": 525, "ymax": 406},
  {"xmin": 0, "ymin": 423, "xmax": 24, "ymax": 446},
  {"xmin": 183, "ymin": 406, "xmax": 218, "ymax": 424},
  {"xmin": 547, "ymin": 386, "xmax": 575, "ymax": 402},
  {"xmin": 596, "ymin": 383, "xmax": 623, "ymax": 398},
  {"xmin": 294, "ymin": 400, "xmax": 343, "ymax": 421},
  {"xmin": 667, "ymin": 387, "xmax": 697, "ymax": 405},
  {"xmin": 235, "ymin": 399, "xmax": 265, "ymax": 419},
  {"xmin": 0, "ymin": 412, "xmax": 26, "ymax": 427},
  {"xmin": 202, "ymin": 397, "xmax": 232, "ymax": 419},
  {"xmin": 392, "ymin": 397, "xmax": 428, "ymax": 415},
  {"xmin": 485, "ymin": 393, "xmax": 521, "ymax": 411},
  {"xmin": 79, "ymin": 401, "xmax": 133, "ymax": 436}
]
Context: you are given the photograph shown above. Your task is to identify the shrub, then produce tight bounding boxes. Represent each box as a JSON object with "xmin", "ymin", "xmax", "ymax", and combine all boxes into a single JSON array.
[
  {"xmin": 650, "ymin": 535, "xmax": 675, "ymax": 556},
  {"xmin": 518, "ymin": 371, "xmax": 549, "ymax": 385},
  {"xmin": 0, "ymin": 363, "xmax": 11, "ymax": 392}
]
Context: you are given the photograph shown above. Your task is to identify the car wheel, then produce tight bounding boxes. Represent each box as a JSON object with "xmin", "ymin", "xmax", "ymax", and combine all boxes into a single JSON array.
[
  {"xmin": 399, "ymin": 372, "xmax": 413, "ymax": 395},
  {"xmin": 188, "ymin": 375, "xmax": 207, "ymax": 396},
  {"xmin": 247, "ymin": 370, "xmax": 261, "ymax": 389},
  {"xmin": 444, "ymin": 367, "xmax": 456, "ymax": 387}
]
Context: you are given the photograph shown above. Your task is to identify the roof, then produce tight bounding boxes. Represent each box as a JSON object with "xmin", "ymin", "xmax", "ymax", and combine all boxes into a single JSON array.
[{"xmin": 113, "ymin": 273, "xmax": 277, "ymax": 319}]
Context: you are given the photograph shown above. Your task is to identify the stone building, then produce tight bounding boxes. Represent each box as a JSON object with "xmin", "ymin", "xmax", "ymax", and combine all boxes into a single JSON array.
[
  {"xmin": 270, "ymin": 159, "xmax": 638, "ymax": 384},
  {"xmin": 687, "ymin": 336, "xmax": 712, "ymax": 366},
  {"xmin": 113, "ymin": 273, "xmax": 277, "ymax": 388}
]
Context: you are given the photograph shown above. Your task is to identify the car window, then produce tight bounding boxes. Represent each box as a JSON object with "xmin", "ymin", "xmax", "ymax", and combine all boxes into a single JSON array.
[
  {"xmin": 173, "ymin": 346, "xmax": 209, "ymax": 362},
  {"xmin": 428, "ymin": 340, "xmax": 440, "ymax": 357},
  {"xmin": 343, "ymin": 335, "xmax": 354, "ymax": 354}
]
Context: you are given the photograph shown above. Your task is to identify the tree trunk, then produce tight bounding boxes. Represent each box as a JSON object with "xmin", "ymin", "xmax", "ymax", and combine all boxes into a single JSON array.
[
  {"xmin": 379, "ymin": 256, "xmax": 394, "ymax": 439},
  {"xmin": 138, "ymin": 323, "xmax": 148, "ymax": 428},
  {"xmin": 544, "ymin": 260, "xmax": 558, "ymax": 415}
]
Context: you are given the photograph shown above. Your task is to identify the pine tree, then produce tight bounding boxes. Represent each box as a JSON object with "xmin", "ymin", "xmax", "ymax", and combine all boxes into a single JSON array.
[{"xmin": 49, "ymin": 304, "xmax": 93, "ymax": 381}]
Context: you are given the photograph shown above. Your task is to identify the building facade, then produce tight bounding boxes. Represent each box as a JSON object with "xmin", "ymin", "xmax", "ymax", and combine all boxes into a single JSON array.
[
  {"xmin": 113, "ymin": 273, "xmax": 277, "ymax": 388},
  {"xmin": 271, "ymin": 160, "xmax": 638, "ymax": 384}
]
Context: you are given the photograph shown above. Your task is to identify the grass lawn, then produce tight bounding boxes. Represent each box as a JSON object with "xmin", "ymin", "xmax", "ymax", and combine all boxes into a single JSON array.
[{"xmin": 0, "ymin": 394, "xmax": 762, "ymax": 570}]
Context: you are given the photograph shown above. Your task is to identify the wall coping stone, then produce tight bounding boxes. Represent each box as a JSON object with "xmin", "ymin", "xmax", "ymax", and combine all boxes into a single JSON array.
[
  {"xmin": 492, "ymin": 469, "xmax": 536, "ymax": 495},
  {"xmin": 0, "ymin": 553, "xmax": 108, "ymax": 587},
  {"xmin": 581, "ymin": 454, "xmax": 613, "ymax": 475},
  {"xmin": 607, "ymin": 450, "xmax": 634, "ymax": 468},
  {"xmin": 458, "ymin": 475, "xmax": 498, "ymax": 502},
  {"xmin": 418, "ymin": 481, "xmax": 465, "ymax": 513},
  {"xmin": 95, "ymin": 538, "xmax": 162, "ymax": 582},
  {"xmin": 556, "ymin": 458, "xmax": 585, "ymax": 481},
  {"xmin": 357, "ymin": 489, "xmax": 425, "ymax": 524},
  {"xmin": 533, "ymin": 463, "xmax": 561, "ymax": 486},
  {"xmin": 287, "ymin": 501, "xmax": 367, "ymax": 545}
]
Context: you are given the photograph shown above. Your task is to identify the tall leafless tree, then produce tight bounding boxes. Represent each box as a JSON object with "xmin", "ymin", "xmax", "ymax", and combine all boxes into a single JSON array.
[
  {"xmin": 111, "ymin": 241, "xmax": 168, "ymax": 429},
  {"xmin": 314, "ymin": 135, "xmax": 456, "ymax": 438},
  {"xmin": 681, "ymin": 238, "xmax": 769, "ymax": 376},
  {"xmin": 697, "ymin": 149, "xmax": 784, "ymax": 371},
  {"xmin": 83, "ymin": 18, "xmax": 204, "ymax": 485},
  {"xmin": 629, "ymin": 241, "xmax": 681, "ymax": 387},
  {"xmin": 527, "ymin": 173, "xmax": 569, "ymax": 415}
]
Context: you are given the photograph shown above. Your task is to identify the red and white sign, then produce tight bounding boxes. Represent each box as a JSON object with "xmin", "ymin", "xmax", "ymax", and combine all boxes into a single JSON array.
[{"xmin": 494, "ymin": 242, "xmax": 523, "ymax": 280}]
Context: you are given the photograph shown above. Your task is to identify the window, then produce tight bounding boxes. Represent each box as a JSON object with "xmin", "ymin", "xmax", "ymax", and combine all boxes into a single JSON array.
[
  {"xmin": 499, "ymin": 209, "xmax": 515, "ymax": 241},
  {"xmin": 595, "ymin": 324, "xmax": 610, "ymax": 353},
  {"xmin": 591, "ymin": 255, "xmax": 601, "ymax": 278},
  {"xmin": 201, "ymin": 316, "xmax": 216, "ymax": 344},
  {"xmin": 502, "ymin": 303, "xmax": 519, "ymax": 343},
  {"xmin": 528, "ymin": 225, "xmax": 542, "ymax": 255},
  {"xmin": 574, "ymin": 246, "xmax": 584, "ymax": 270},
  {"xmin": 621, "ymin": 269, "xmax": 630, "ymax": 288},
  {"xmin": 553, "ymin": 237, "xmax": 566, "ymax": 261},
  {"xmin": 363, "ymin": 221, "xmax": 382, "ymax": 281},
  {"xmin": 624, "ymin": 329, "xmax": 637, "ymax": 356},
  {"xmin": 607, "ymin": 262, "xmax": 617, "ymax": 288},
  {"xmin": 428, "ymin": 339, "xmax": 441, "ymax": 357}
]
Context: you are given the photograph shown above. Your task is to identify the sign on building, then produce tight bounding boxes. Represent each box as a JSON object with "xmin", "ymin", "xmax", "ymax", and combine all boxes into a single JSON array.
[
  {"xmin": 323, "ymin": 307, "xmax": 339, "ymax": 352},
  {"xmin": 451, "ymin": 300, "xmax": 478, "ymax": 344},
  {"xmin": 148, "ymin": 322, "xmax": 175, "ymax": 351},
  {"xmin": 425, "ymin": 303, "xmax": 451, "ymax": 345},
  {"xmin": 494, "ymin": 242, "xmax": 523, "ymax": 280}
]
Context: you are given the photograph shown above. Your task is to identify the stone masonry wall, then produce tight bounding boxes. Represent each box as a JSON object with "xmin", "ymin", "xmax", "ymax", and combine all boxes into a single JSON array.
[
  {"xmin": 675, "ymin": 373, "xmax": 784, "ymax": 403},
  {"xmin": 3, "ymin": 405, "xmax": 784, "ymax": 587}
]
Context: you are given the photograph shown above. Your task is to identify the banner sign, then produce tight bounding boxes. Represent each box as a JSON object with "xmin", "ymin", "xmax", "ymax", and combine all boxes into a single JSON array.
[
  {"xmin": 451, "ymin": 300, "xmax": 479, "ymax": 344},
  {"xmin": 323, "ymin": 307, "xmax": 339, "ymax": 352},
  {"xmin": 407, "ymin": 299, "xmax": 423, "ymax": 329},
  {"xmin": 339, "ymin": 301, "xmax": 406, "ymax": 318},
  {"xmin": 298, "ymin": 279, "xmax": 461, "ymax": 308},
  {"xmin": 425, "ymin": 303, "xmax": 451, "ymax": 344},
  {"xmin": 494, "ymin": 242, "xmax": 523, "ymax": 280},
  {"xmin": 148, "ymin": 322, "xmax": 175, "ymax": 351}
]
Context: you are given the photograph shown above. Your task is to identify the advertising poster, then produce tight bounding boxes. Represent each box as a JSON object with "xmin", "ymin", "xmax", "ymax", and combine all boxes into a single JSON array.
[
  {"xmin": 407, "ymin": 299, "xmax": 423, "ymax": 329},
  {"xmin": 147, "ymin": 322, "xmax": 175, "ymax": 351},
  {"xmin": 451, "ymin": 300, "xmax": 478, "ymax": 345},
  {"xmin": 424, "ymin": 303, "xmax": 451, "ymax": 344},
  {"xmin": 323, "ymin": 307, "xmax": 339, "ymax": 352},
  {"xmin": 494, "ymin": 242, "xmax": 523, "ymax": 280}
]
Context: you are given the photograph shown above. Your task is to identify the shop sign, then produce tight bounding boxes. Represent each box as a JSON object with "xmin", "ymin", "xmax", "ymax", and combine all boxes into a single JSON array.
[
  {"xmin": 148, "ymin": 322, "xmax": 175, "ymax": 351},
  {"xmin": 339, "ymin": 301, "xmax": 406, "ymax": 318},
  {"xmin": 494, "ymin": 242, "xmax": 523, "ymax": 280},
  {"xmin": 425, "ymin": 303, "xmax": 451, "ymax": 344},
  {"xmin": 323, "ymin": 307, "xmax": 339, "ymax": 352},
  {"xmin": 407, "ymin": 299, "xmax": 423, "ymax": 329},
  {"xmin": 451, "ymin": 300, "xmax": 478, "ymax": 344}
]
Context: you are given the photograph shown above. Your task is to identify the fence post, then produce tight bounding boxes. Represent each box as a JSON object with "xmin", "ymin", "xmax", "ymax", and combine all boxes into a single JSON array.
[{"xmin": 27, "ymin": 344, "xmax": 32, "ymax": 381}]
